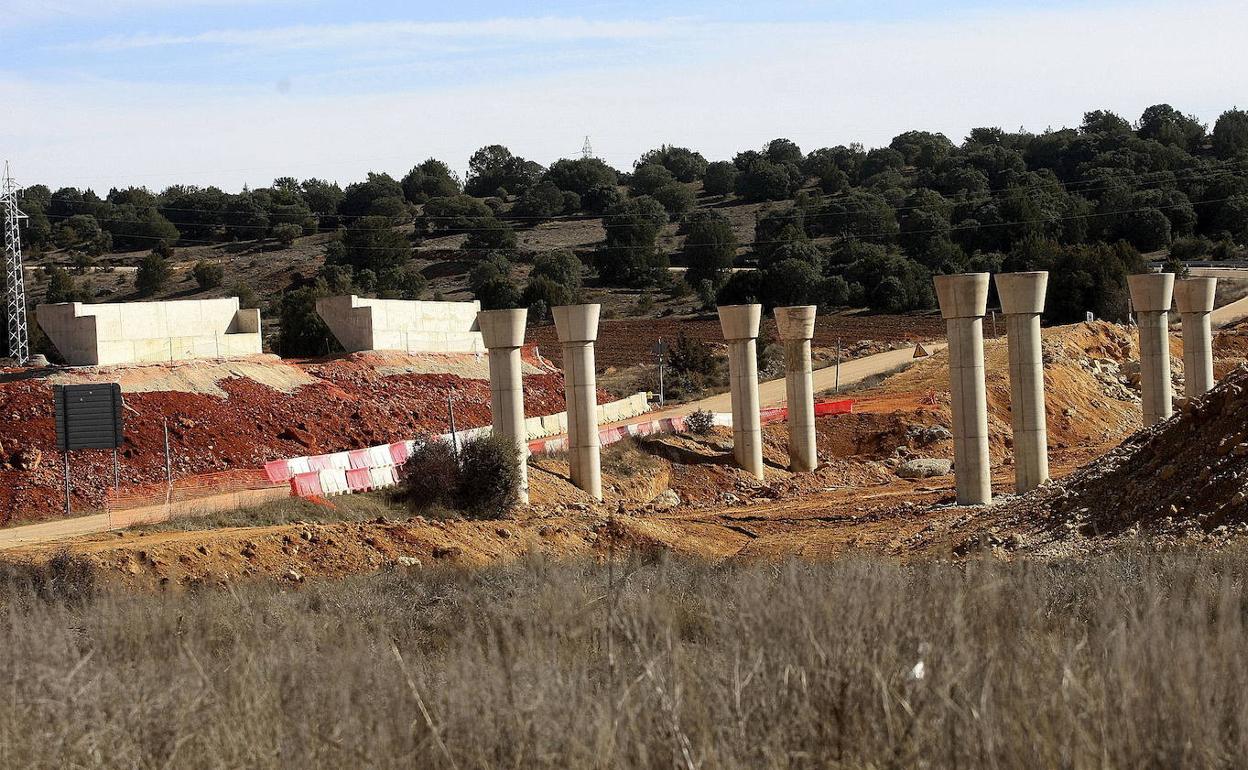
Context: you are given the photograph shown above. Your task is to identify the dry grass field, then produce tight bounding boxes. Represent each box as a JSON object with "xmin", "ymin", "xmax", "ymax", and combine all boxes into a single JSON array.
[{"xmin": 1, "ymin": 547, "xmax": 1246, "ymax": 767}]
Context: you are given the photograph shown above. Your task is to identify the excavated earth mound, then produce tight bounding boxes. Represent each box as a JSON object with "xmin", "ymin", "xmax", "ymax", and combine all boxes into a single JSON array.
[
  {"xmin": 990, "ymin": 364, "xmax": 1248, "ymax": 552},
  {"xmin": 0, "ymin": 350, "xmax": 571, "ymax": 523}
]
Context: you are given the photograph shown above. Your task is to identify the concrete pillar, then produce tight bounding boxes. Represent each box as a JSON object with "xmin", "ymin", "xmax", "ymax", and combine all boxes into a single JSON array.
[
  {"xmin": 553, "ymin": 304, "xmax": 602, "ymax": 501},
  {"xmin": 934, "ymin": 273, "xmax": 991, "ymax": 506},
  {"xmin": 1174, "ymin": 276, "xmax": 1217, "ymax": 399},
  {"xmin": 1127, "ymin": 273, "xmax": 1175, "ymax": 427},
  {"xmin": 774, "ymin": 305, "xmax": 817, "ymax": 472},
  {"xmin": 718, "ymin": 304, "xmax": 764, "ymax": 480},
  {"xmin": 995, "ymin": 272, "xmax": 1049, "ymax": 494},
  {"xmin": 477, "ymin": 308, "xmax": 529, "ymax": 505}
]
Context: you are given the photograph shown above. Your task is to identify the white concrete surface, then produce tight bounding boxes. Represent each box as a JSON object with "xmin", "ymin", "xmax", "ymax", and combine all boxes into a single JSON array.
[
  {"xmin": 1128, "ymin": 272, "xmax": 1175, "ymax": 427},
  {"xmin": 774, "ymin": 305, "xmax": 817, "ymax": 472},
  {"xmin": 934, "ymin": 273, "xmax": 991, "ymax": 506},
  {"xmin": 996, "ymin": 271, "xmax": 1049, "ymax": 493},
  {"xmin": 316, "ymin": 295, "xmax": 484, "ymax": 353},
  {"xmin": 478, "ymin": 308, "xmax": 530, "ymax": 505},
  {"xmin": 554, "ymin": 304, "xmax": 602, "ymax": 501},
  {"xmin": 36, "ymin": 298, "xmax": 261, "ymax": 367},
  {"xmin": 719, "ymin": 304, "xmax": 764, "ymax": 481},
  {"xmin": 1174, "ymin": 276, "xmax": 1217, "ymax": 398}
]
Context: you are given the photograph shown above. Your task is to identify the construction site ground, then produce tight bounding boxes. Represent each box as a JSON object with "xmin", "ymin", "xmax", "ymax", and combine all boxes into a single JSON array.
[{"xmin": 11, "ymin": 319, "xmax": 1248, "ymax": 588}]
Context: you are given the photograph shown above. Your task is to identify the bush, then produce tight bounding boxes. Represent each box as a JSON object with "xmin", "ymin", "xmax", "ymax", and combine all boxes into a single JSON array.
[
  {"xmin": 230, "ymin": 282, "xmax": 260, "ymax": 309},
  {"xmin": 135, "ymin": 251, "xmax": 171, "ymax": 297},
  {"xmin": 192, "ymin": 260, "xmax": 224, "ymax": 290},
  {"xmin": 456, "ymin": 434, "xmax": 522, "ymax": 516},
  {"xmin": 398, "ymin": 439, "xmax": 459, "ymax": 511},
  {"xmin": 273, "ymin": 223, "xmax": 302, "ymax": 247},
  {"xmin": 399, "ymin": 433, "xmax": 521, "ymax": 518},
  {"xmin": 685, "ymin": 409, "xmax": 715, "ymax": 435},
  {"xmin": 43, "ymin": 267, "xmax": 88, "ymax": 304}
]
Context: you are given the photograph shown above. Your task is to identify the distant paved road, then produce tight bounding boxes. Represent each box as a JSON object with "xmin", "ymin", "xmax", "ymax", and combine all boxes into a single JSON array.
[
  {"xmin": 1188, "ymin": 268, "xmax": 1248, "ymax": 328},
  {"xmin": 649, "ymin": 343, "xmax": 945, "ymax": 416}
]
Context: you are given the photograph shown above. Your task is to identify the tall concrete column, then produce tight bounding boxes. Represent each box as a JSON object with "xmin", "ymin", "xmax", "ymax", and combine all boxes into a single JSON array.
[
  {"xmin": 995, "ymin": 272, "xmax": 1049, "ymax": 494},
  {"xmin": 718, "ymin": 304, "xmax": 764, "ymax": 480},
  {"xmin": 934, "ymin": 273, "xmax": 991, "ymax": 506},
  {"xmin": 774, "ymin": 305, "xmax": 817, "ymax": 472},
  {"xmin": 554, "ymin": 304, "xmax": 602, "ymax": 501},
  {"xmin": 1174, "ymin": 276, "xmax": 1217, "ymax": 398},
  {"xmin": 477, "ymin": 308, "xmax": 529, "ymax": 505},
  {"xmin": 1128, "ymin": 273, "xmax": 1175, "ymax": 427}
]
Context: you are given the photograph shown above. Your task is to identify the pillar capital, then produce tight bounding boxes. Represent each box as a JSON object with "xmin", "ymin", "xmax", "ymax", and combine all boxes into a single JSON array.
[
  {"xmin": 717, "ymin": 304, "xmax": 761, "ymax": 341},
  {"xmin": 1174, "ymin": 276, "xmax": 1216, "ymax": 315},
  {"xmin": 553, "ymin": 304, "xmax": 600, "ymax": 344},
  {"xmin": 476, "ymin": 308, "xmax": 528, "ymax": 349},
  {"xmin": 774, "ymin": 305, "xmax": 817, "ymax": 341},
  {"xmin": 934, "ymin": 273, "xmax": 990, "ymax": 319},
  {"xmin": 995, "ymin": 271, "xmax": 1048, "ymax": 316},
  {"xmin": 1127, "ymin": 272, "xmax": 1174, "ymax": 313}
]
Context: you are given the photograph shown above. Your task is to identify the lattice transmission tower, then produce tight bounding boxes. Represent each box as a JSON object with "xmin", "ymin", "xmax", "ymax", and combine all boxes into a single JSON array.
[
  {"xmin": 582, "ymin": 136, "xmax": 594, "ymax": 159},
  {"xmin": 2, "ymin": 162, "xmax": 30, "ymax": 365}
]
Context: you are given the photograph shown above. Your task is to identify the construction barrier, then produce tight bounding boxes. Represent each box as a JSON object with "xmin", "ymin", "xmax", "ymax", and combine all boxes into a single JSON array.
[{"xmin": 279, "ymin": 395, "xmax": 853, "ymax": 500}]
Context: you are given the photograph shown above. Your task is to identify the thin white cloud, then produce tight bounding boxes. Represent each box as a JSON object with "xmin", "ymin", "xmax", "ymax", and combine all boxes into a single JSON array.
[
  {"xmin": 62, "ymin": 16, "xmax": 693, "ymax": 53},
  {"xmin": 2, "ymin": 0, "xmax": 286, "ymax": 29},
  {"xmin": 11, "ymin": 0, "xmax": 1248, "ymax": 190}
]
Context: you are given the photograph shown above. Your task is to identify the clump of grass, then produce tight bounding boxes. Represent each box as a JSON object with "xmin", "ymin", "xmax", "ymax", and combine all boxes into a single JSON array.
[
  {"xmin": 601, "ymin": 437, "xmax": 663, "ymax": 478},
  {"xmin": 0, "ymin": 549, "xmax": 1245, "ymax": 766}
]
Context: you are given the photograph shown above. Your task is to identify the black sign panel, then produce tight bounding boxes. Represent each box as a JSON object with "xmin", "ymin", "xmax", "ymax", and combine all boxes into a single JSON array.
[{"xmin": 54, "ymin": 384, "xmax": 124, "ymax": 451}]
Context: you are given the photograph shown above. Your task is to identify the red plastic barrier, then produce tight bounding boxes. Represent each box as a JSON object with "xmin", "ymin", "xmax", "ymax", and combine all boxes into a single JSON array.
[
  {"xmin": 348, "ymin": 449, "xmax": 370, "ymax": 470},
  {"xmin": 265, "ymin": 459, "xmax": 293, "ymax": 483},
  {"xmin": 346, "ymin": 468, "xmax": 372, "ymax": 492},
  {"xmin": 389, "ymin": 442, "xmax": 410, "ymax": 466},
  {"xmin": 814, "ymin": 399, "xmax": 854, "ymax": 416},
  {"xmin": 307, "ymin": 454, "xmax": 335, "ymax": 472},
  {"xmin": 290, "ymin": 471, "xmax": 324, "ymax": 498}
]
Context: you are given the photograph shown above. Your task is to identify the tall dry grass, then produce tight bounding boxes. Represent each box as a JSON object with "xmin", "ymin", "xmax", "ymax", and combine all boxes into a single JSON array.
[{"xmin": 0, "ymin": 548, "xmax": 1245, "ymax": 767}]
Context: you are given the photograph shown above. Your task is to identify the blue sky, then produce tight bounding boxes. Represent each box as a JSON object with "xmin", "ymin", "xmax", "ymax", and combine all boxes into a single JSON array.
[{"xmin": 3, "ymin": 0, "xmax": 1246, "ymax": 191}]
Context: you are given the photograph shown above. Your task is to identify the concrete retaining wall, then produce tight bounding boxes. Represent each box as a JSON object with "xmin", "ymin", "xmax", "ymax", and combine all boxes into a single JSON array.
[
  {"xmin": 316, "ymin": 295, "xmax": 484, "ymax": 353},
  {"xmin": 36, "ymin": 298, "xmax": 262, "ymax": 367}
]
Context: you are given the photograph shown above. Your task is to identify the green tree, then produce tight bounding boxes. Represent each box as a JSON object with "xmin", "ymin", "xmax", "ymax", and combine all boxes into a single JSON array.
[
  {"xmin": 543, "ymin": 158, "xmax": 618, "ymax": 197},
  {"xmin": 513, "ymin": 181, "xmax": 565, "ymax": 219},
  {"xmin": 531, "ymin": 250, "xmax": 583, "ymax": 289},
  {"xmin": 338, "ymin": 173, "xmax": 404, "ymax": 219},
  {"xmin": 192, "ymin": 260, "xmax": 224, "ymax": 289},
  {"xmin": 683, "ymin": 210, "xmax": 737, "ymax": 286},
  {"xmin": 598, "ymin": 196, "xmax": 670, "ymax": 287},
  {"xmin": 273, "ymin": 223, "xmax": 302, "ymax": 247},
  {"xmin": 703, "ymin": 161, "xmax": 738, "ymax": 197},
  {"xmin": 761, "ymin": 258, "xmax": 819, "ymax": 309},
  {"xmin": 466, "ymin": 145, "xmax": 543, "ymax": 197},
  {"xmin": 222, "ymin": 194, "xmax": 269, "ymax": 241},
  {"xmin": 135, "ymin": 250, "xmax": 172, "ymax": 296},
  {"xmin": 1213, "ymin": 109, "xmax": 1248, "ymax": 159},
  {"xmin": 631, "ymin": 163, "xmax": 676, "ymax": 196},
  {"xmin": 401, "ymin": 159, "xmax": 460, "ymax": 203},
  {"xmin": 464, "ymin": 218, "xmax": 517, "ymax": 251},
  {"xmin": 341, "ymin": 216, "xmax": 412, "ymax": 273},
  {"xmin": 651, "ymin": 182, "xmax": 695, "ymax": 216},
  {"xmin": 637, "ymin": 146, "xmax": 708, "ymax": 182},
  {"xmin": 278, "ymin": 285, "xmax": 336, "ymax": 356},
  {"xmin": 44, "ymin": 267, "xmax": 89, "ymax": 304}
]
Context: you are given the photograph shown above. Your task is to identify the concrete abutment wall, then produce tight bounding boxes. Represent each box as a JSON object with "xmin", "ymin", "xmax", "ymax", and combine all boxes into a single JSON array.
[{"xmin": 36, "ymin": 298, "xmax": 261, "ymax": 367}]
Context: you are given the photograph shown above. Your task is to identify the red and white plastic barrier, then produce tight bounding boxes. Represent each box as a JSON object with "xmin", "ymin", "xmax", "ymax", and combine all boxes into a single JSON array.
[{"xmin": 277, "ymin": 397, "xmax": 853, "ymax": 499}]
